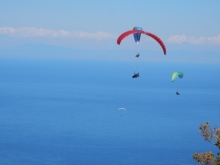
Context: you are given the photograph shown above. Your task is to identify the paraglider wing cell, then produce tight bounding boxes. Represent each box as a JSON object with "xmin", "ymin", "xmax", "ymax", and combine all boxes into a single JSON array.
[
  {"xmin": 172, "ymin": 72, "xmax": 178, "ymax": 82},
  {"xmin": 133, "ymin": 27, "xmax": 142, "ymax": 44},
  {"xmin": 145, "ymin": 32, "xmax": 166, "ymax": 55},
  {"xmin": 178, "ymin": 73, "xmax": 183, "ymax": 78}
]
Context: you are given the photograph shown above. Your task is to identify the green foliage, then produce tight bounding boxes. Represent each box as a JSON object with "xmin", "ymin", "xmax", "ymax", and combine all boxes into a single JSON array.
[
  {"xmin": 198, "ymin": 122, "xmax": 220, "ymax": 149},
  {"xmin": 193, "ymin": 151, "xmax": 215, "ymax": 165},
  {"xmin": 193, "ymin": 122, "xmax": 220, "ymax": 165},
  {"xmin": 216, "ymin": 153, "xmax": 220, "ymax": 165}
]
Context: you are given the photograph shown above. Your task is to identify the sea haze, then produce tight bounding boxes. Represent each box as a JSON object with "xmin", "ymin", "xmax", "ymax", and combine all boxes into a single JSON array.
[{"xmin": 0, "ymin": 58, "xmax": 219, "ymax": 165}]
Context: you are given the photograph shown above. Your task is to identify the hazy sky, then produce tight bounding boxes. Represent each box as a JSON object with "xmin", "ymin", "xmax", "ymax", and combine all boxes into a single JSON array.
[{"xmin": 1, "ymin": 0, "xmax": 220, "ymax": 60}]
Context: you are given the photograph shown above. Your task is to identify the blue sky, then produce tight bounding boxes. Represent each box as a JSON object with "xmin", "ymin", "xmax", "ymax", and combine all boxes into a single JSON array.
[{"xmin": 1, "ymin": 0, "xmax": 220, "ymax": 62}]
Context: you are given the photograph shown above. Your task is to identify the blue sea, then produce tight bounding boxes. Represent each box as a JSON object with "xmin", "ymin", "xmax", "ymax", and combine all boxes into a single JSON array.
[{"xmin": 0, "ymin": 58, "xmax": 219, "ymax": 165}]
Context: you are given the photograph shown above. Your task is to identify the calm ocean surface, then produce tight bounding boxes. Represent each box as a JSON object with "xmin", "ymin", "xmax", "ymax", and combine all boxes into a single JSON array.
[{"xmin": 0, "ymin": 58, "xmax": 219, "ymax": 165}]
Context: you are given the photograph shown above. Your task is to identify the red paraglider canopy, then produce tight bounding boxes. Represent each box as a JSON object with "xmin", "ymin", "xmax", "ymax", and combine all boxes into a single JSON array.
[{"xmin": 117, "ymin": 30, "xmax": 166, "ymax": 55}]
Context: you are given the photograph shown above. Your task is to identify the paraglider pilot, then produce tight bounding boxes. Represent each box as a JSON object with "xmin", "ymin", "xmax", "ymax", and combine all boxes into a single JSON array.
[
  {"xmin": 135, "ymin": 53, "xmax": 140, "ymax": 58},
  {"xmin": 132, "ymin": 73, "xmax": 139, "ymax": 78}
]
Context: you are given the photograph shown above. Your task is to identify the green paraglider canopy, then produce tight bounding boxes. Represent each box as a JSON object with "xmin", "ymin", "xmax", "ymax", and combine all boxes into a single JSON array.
[{"xmin": 172, "ymin": 72, "xmax": 183, "ymax": 82}]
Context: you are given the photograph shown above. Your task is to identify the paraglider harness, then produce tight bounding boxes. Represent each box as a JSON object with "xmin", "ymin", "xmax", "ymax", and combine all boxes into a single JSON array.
[
  {"xmin": 132, "ymin": 73, "xmax": 139, "ymax": 78},
  {"xmin": 135, "ymin": 53, "xmax": 140, "ymax": 58}
]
